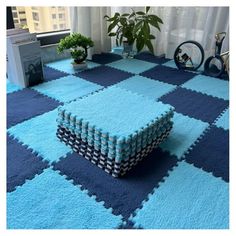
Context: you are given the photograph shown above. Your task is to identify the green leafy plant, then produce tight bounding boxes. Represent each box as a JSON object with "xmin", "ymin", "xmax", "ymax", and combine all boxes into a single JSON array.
[
  {"xmin": 57, "ymin": 33, "xmax": 94, "ymax": 64},
  {"xmin": 104, "ymin": 7, "xmax": 163, "ymax": 54}
]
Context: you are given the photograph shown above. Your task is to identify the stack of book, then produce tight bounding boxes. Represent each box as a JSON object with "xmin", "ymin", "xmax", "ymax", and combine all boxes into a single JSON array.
[{"xmin": 7, "ymin": 28, "xmax": 44, "ymax": 88}]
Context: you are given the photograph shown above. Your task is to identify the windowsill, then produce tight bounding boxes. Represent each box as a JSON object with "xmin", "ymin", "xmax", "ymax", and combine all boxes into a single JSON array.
[
  {"xmin": 36, "ymin": 29, "xmax": 70, "ymax": 38},
  {"xmin": 36, "ymin": 29, "xmax": 70, "ymax": 46}
]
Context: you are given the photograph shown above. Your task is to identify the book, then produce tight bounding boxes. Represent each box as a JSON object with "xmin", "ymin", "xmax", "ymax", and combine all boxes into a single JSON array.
[
  {"xmin": 12, "ymin": 40, "xmax": 44, "ymax": 87},
  {"xmin": 7, "ymin": 31, "xmax": 43, "ymax": 87}
]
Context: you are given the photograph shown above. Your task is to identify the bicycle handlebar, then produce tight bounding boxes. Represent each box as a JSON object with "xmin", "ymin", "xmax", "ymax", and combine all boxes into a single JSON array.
[{"xmin": 215, "ymin": 32, "xmax": 226, "ymax": 55}]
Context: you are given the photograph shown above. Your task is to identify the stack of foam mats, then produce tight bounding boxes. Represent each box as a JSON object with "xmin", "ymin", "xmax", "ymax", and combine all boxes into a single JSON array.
[{"xmin": 56, "ymin": 86, "xmax": 174, "ymax": 177}]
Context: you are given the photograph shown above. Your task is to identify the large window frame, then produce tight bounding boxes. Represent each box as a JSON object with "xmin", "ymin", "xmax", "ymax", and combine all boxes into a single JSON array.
[{"xmin": 7, "ymin": 6, "xmax": 70, "ymax": 46}]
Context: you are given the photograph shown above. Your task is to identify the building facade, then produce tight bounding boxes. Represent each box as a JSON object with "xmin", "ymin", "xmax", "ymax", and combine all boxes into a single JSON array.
[{"xmin": 11, "ymin": 6, "xmax": 70, "ymax": 33}]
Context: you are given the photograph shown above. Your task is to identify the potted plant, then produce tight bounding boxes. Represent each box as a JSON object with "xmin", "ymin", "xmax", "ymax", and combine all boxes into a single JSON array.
[
  {"xmin": 57, "ymin": 33, "xmax": 94, "ymax": 70},
  {"xmin": 104, "ymin": 7, "xmax": 163, "ymax": 57}
]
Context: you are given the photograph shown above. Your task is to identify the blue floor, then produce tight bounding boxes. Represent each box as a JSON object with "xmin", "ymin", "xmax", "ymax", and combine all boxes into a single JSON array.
[{"xmin": 7, "ymin": 52, "xmax": 229, "ymax": 229}]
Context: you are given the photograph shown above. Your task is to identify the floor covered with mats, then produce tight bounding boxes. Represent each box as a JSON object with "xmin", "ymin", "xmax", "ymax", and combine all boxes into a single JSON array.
[{"xmin": 7, "ymin": 52, "xmax": 229, "ymax": 229}]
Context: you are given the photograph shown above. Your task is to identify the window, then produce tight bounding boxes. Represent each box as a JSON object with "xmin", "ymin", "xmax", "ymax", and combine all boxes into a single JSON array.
[
  {"xmin": 34, "ymin": 22, "xmax": 40, "ymax": 31},
  {"xmin": 10, "ymin": 6, "xmax": 71, "ymax": 34},
  {"xmin": 59, "ymin": 13, "xmax": 65, "ymax": 20},
  {"xmin": 59, "ymin": 23, "xmax": 65, "ymax": 29},
  {"xmin": 13, "ymin": 19, "xmax": 18, "ymax": 23},
  {"xmin": 12, "ymin": 12, "xmax": 18, "ymax": 18},
  {"xmin": 32, "ymin": 12, "xmax": 39, "ymax": 21},
  {"xmin": 20, "ymin": 19, "xmax": 27, "ymax": 23}
]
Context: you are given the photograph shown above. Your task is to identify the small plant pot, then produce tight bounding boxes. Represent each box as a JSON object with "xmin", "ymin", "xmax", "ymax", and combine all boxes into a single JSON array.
[{"xmin": 72, "ymin": 61, "xmax": 87, "ymax": 71}]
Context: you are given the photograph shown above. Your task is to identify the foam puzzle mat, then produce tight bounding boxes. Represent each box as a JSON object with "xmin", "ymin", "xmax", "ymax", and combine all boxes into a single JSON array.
[{"xmin": 7, "ymin": 52, "xmax": 229, "ymax": 229}]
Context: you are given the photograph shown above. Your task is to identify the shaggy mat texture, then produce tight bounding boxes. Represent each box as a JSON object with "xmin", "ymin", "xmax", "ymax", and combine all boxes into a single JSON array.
[{"xmin": 7, "ymin": 52, "xmax": 229, "ymax": 229}]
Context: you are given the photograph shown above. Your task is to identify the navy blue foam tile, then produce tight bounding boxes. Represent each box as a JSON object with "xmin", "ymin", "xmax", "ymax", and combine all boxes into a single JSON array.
[
  {"xmin": 7, "ymin": 134, "xmax": 49, "ymax": 192},
  {"xmin": 7, "ymin": 89, "xmax": 61, "ymax": 128},
  {"xmin": 75, "ymin": 65, "xmax": 134, "ymax": 86},
  {"xmin": 43, "ymin": 65, "xmax": 69, "ymax": 82},
  {"xmin": 159, "ymin": 87, "xmax": 229, "ymax": 123},
  {"xmin": 91, "ymin": 53, "xmax": 123, "ymax": 64},
  {"xmin": 134, "ymin": 52, "xmax": 171, "ymax": 65},
  {"xmin": 52, "ymin": 147, "xmax": 178, "ymax": 219},
  {"xmin": 117, "ymin": 220, "xmax": 143, "ymax": 229},
  {"xmin": 140, "ymin": 65, "xmax": 195, "ymax": 85},
  {"xmin": 185, "ymin": 126, "xmax": 229, "ymax": 182}
]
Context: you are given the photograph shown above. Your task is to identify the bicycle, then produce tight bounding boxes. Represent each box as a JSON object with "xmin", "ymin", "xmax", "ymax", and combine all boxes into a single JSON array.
[{"xmin": 174, "ymin": 32, "xmax": 229, "ymax": 77}]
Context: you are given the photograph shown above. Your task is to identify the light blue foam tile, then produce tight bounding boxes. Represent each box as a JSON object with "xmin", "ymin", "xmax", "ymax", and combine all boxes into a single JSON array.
[
  {"xmin": 107, "ymin": 58, "xmax": 157, "ymax": 74},
  {"xmin": 33, "ymin": 75, "xmax": 103, "ymax": 103},
  {"xmin": 7, "ymin": 79, "xmax": 22, "ymax": 94},
  {"xmin": 115, "ymin": 75, "xmax": 176, "ymax": 100},
  {"xmin": 181, "ymin": 74, "xmax": 229, "ymax": 100},
  {"xmin": 61, "ymin": 86, "xmax": 173, "ymax": 138},
  {"xmin": 160, "ymin": 112, "xmax": 209, "ymax": 159},
  {"xmin": 7, "ymin": 109, "xmax": 71, "ymax": 163},
  {"xmin": 215, "ymin": 108, "xmax": 229, "ymax": 130},
  {"xmin": 131, "ymin": 161, "xmax": 229, "ymax": 229},
  {"xmin": 46, "ymin": 58, "xmax": 101, "ymax": 74},
  {"xmin": 7, "ymin": 168, "xmax": 122, "ymax": 229},
  {"xmin": 162, "ymin": 60, "xmax": 178, "ymax": 69}
]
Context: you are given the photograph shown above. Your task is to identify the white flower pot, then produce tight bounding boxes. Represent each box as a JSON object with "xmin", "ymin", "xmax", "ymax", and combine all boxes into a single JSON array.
[{"xmin": 72, "ymin": 61, "xmax": 87, "ymax": 71}]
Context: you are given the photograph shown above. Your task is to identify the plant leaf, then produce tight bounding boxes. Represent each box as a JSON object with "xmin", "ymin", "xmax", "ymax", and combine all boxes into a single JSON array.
[
  {"xmin": 114, "ymin": 12, "xmax": 120, "ymax": 18},
  {"xmin": 149, "ymin": 34, "xmax": 156, "ymax": 40},
  {"xmin": 108, "ymin": 32, "xmax": 116, "ymax": 37},
  {"xmin": 146, "ymin": 40, "xmax": 154, "ymax": 54},
  {"xmin": 107, "ymin": 19, "xmax": 119, "ymax": 33},
  {"xmin": 148, "ymin": 15, "xmax": 163, "ymax": 24},
  {"xmin": 136, "ymin": 36, "xmax": 145, "ymax": 52},
  {"xmin": 121, "ymin": 13, "xmax": 130, "ymax": 17},
  {"xmin": 120, "ymin": 17, "xmax": 127, "ymax": 26},
  {"xmin": 146, "ymin": 7, "xmax": 150, "ymax": 13},
  {"xmin": 148, "ymin": 19, "xmax": 161, "ymax": 31},
  {"xmin": 143, "ymin": 21, "xmax": 150, "ymax": 37},
  {"xmin": 136, "ymin": 11, "xmax": 145, "ymax": 15},
  {"xmin": 133, "ymin": 21, "xmax": 143, "ymax": 35}
]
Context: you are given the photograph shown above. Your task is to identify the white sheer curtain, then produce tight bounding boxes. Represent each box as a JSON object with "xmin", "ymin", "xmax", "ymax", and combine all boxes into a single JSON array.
[
  {"xmin": 70, "ymin": 7, "xmax": 229, "ymax": 59},
  {"xmin": 69, "ymin": 7, "xmax": 112, "ymax": 59},
  {"xmin": 150, "ymin": 7, "xmax": 229, "ymax": 59}
]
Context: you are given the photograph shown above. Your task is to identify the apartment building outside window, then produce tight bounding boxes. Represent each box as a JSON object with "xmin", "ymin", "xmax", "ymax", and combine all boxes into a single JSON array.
[
  {"xmin": 32, "ymin": 12, "xmax": 39, "ymax": 21},
  {"xmin": 12, "ymin": 12, "xmax": 18, "ymax": 18},
  {"xmin": 11, "ymin": 6, "xmax": 70, "ymax": 34},
  {"xmin": 59, "ymin": 13, "xmax": 65, "ymax": 20}
]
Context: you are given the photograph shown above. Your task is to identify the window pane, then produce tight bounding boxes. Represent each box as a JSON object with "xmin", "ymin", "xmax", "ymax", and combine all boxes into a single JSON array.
[
  {"xmin": 13, "ymin": 12, "xmax": 18, "ymax": 18},
  {"xmin": 11, "ymin": 6, "xmax": 71, "ymax": 33}
]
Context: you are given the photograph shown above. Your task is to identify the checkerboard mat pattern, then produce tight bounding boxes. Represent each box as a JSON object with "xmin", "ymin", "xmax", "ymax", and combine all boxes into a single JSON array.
[{"xmin": 7, "ymin": 52, "xmax": 229, "ymax": 229}]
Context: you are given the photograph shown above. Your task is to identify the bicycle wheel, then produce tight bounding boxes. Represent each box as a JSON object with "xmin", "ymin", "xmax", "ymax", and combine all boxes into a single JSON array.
[
  {"xmin": 204, "ymin": 55, "xmax": 225, "ymax": 77},
  {"xmin": 174, "ymin": 40, "xmax": 205, "ymax": 71}
]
